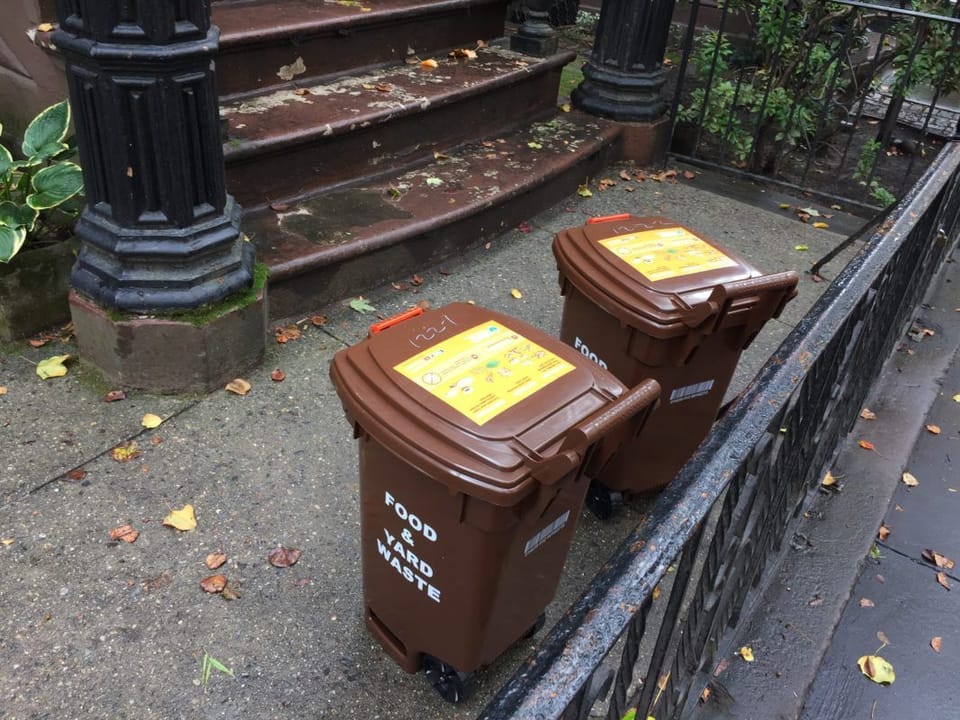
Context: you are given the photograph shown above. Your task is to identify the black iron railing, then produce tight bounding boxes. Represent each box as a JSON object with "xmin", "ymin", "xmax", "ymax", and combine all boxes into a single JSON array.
[
  {"xmin": 666, "ymin": 0, "xmax": 960, "ymax": 211},
  {"xmin": 479, "ymin": 139, "xmax": 960, "ymax": 720}
]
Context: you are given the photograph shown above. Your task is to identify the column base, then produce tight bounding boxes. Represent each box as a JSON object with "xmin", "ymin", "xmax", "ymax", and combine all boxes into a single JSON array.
[
  {"xmin": 510, "ymin": 33, "xmax": 559, "ymax": 56},
  {"xmin": 69, "ymin": 276, "xmax": 268, "ymax": 394},
  {"xmin": 615, "ymin": 115, "xmax": 673, "ymax": 166}
]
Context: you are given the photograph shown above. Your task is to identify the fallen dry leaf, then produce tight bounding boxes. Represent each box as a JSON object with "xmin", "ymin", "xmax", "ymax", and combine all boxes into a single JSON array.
[
  {"xmin": 619, "ymin": 169, "xmax": 632, "ymax": 181},
  {"xmin": 37, "ymin": 22, "xmax": 54, "ymax": 32},
  {"xmin": 577, "ymin": 183, "xmax": 593, "ymax": 198},
  {"xmin": 66, "ymin": 469, "xmax": 87, "ymax": 481},
  {"xmin": 267, "ymin": 546, "xmax": 302, "ymax": 568},
  {"xmin": 28, "ymin": 338, "xmax": 47, "ymax": 348},
  {"xmin": 269, "ymin": 202, "xmax": 290, "ymax": 212},
  {"xmin": 877, "ymin": 630, "xmax": 890, "ymax": 645},
  {"xmin": 200, "ymin": 574, "xmax": 227, "ymax": 594},
  {"xmin": 141, "ymin": 413, "xmax": 162, "ymax": 429},
  {"xmin": 954, "ymin": 394, "xmax": 960, "ymax": 403},
  {"xmin": 925, "ymin": 424, "xmax": 941, "ymax": 435},
  {"xmin": 36, "ymin": 354, "xmax": 71, "ymax": 380},
  {"xmin": 225, "ymin": 378, "xmax": 251, "ymax": 396},
  {"xmin": 878, "ymin": 524, "xmax": 890, "ymax": 541},
  {"xmin": 410, "ymin": 274, "xmax": 423, "ymax": 286},
  {"xmin": 922, "ymin": 549, "xmax": 955, "ymax": 570},
  {"xmin": 937, "ymin": 572, "xmax": 951, "ymax": 590},
  {"xmin": 142, "ymin": 571, "xmax": 172, "ymax": 592},
  {"xmin": 1, "ymin": 538, "xmax": 14, "ymax": 546},
  {"xmin": 931, "ymin": 637, "xmax": 942, "ymax": 653},
  {"xmin": 221, "ymin": 580, "xmax": 242, "ymax": 601},
  {"xmin": 859, "ymin": 408, "xmax": 876, "ymax": 420},
  {"xmin": 858, "ymin": 440, "xmax": 876, "ymax": 451},
  {"xmin": 277, "ymin": 56, "xmax": 306, "ymax": 81},
  {"xmin": 812, "ymin": 221, "xmax": 830, "ymax": 229},
  {"xmin": 163, "ymin": 504, "xmax": 197, "ymax": 532},
  {"xmin": 104, "ymin": 389, "xmax": 126, "ymax": 402},
  {"xmin": 109, "ymin": 524, "xmax": 139, "ymax": 543},
  {"xmin": 110, "ymin": 442, "xmax": 141, "ymax": 463},
  {"xmin": 270, "ymin": 369, "xmax": 286, "ymax": 382},
  {"xmin": 683, "ymin": 170, "xmax": 696, "ymax": 180},
  {"xmin": 510, "ymin": 288, "xmax": 523, "ymax": 299},
  {"xmin": 0, "ymin": 386, "xmax": 6, "ymax": 395},
  {"xmin": 150, "ymin": 436, "xmax": 162, "ymax": 445},
  {"xmin": 822, "ymin": 470, "xmax": 839, "ymax": 487},
  {"xmin": 859, "ymin": 597, "xmax": 875, "ymax": 608},
  {"xmin": 902, "ymin": 471, "xmax": 919, "ymax": 487},
  {"xmin": 205, "ymin": 552, "xmax": 228, "ymax": 570},
  {"xmin": 737, "ymin": 646, "xmax": 754, "ymax": 662},
  {"xmin": 311, "ymin": 315, "xmax": 327, "ymax": 326},
  {"xmin": 374, "ymin": 83, "xmax": 392, "ymax": 92},
  {"xmin": 420, "ymin": 58, "xmax": 439, "ymax": 69},
  {"xmin": 858, "ymin": 655, "xmax": 895, "ymax": 684}
]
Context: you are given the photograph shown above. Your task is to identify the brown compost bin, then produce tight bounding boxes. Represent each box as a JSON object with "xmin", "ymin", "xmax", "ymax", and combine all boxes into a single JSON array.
[
  {"xmin": 553, "ymin": 214, "xmax": 798, "ymax": 499},
  {"xmin": 329, "ymin": 302, "xmax": 659, "ymax": 700}
]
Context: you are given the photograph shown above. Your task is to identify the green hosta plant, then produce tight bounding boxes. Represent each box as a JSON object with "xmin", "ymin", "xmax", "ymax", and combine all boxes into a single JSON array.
[{"xmin": 0, "ymin": 101, "xmax": 84, "ymax": 263}]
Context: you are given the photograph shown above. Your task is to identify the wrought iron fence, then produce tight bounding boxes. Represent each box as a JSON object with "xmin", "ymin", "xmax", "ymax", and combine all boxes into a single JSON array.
[
  {"xmin": 666, "ymin": 0, "xmax": 960, "ymax": 211},
  {"xmin": 478, "ymin": 140, "xmax": 960, "ymax": 719}
]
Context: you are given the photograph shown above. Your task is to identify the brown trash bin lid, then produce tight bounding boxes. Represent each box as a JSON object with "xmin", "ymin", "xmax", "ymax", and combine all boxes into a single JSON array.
[
  {"xmin": 330, "ymin": 302, "xmax": 638, "ymax": 506},
  {"xmin": 553, "ymin": 215, "xmax": 760, "ymax": 337}
]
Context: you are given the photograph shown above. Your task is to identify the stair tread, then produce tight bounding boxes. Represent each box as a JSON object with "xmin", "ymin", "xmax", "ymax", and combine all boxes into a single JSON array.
[
  {"xmin": 243, "ymin": 111, "xmax": 617, "ymax": 283},
  {"xmin": 222, "ymin": 45, "xmax": 576, "ymax": 158},
  {"xmin": 215, "ymin": 0, "xmax": 506, "ymax": 46}
]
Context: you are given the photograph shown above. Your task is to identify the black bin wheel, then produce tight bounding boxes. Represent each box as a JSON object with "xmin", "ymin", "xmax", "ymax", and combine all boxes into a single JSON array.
[
  {"xmin": 586, "ymin": 481, "xmax": 623, "ymax": 520},
  {"xmin": 423, "ymin": 655, "xmax": 475, "ymax": 703}
]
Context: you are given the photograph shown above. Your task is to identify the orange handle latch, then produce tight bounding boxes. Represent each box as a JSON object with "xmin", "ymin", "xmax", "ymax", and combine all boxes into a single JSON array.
[
  {"xmin": 369, "ymin": 306, "xmax": 425, "ymax": 335},
  {"xmin": 587, "ymin": 213, "xmax": 632, "ymax": 224}
]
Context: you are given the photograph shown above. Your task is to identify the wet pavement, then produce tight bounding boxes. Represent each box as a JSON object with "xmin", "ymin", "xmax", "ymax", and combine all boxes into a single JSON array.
[{"xmin": 1, "ymin": 166, "xmax": 871, "ymax": 719}]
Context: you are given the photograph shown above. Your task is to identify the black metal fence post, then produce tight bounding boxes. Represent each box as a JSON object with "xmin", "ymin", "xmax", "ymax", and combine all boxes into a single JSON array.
[
  {"xmin": 511, "ymin": 0, "xmax": 560, "ymax": 56},
  {"xmin": 572, "ymin": 0, "xmax": 677, "ymax": 121},
  {"xmin": 52, "ymin": 0, "xmax": 254, "ymax": 313}
]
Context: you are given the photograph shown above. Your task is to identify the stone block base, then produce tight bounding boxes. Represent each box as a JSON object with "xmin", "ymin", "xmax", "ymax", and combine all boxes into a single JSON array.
[
  {"xmin": 616, "ymin": 115, "xmax": 673, "ymax": 166},
  {"xmin": 69, "ymin": 289, "xmax": 267, "ymax": 394}
]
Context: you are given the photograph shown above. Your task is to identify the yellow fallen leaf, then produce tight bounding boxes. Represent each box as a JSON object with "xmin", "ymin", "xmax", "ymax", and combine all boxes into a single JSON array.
[
  {"xmin": 860, "ymin": 408, "xmax": 877, "ymax": 420},
  {"xmin": 926, "ymin": 424, "xmax": 941, "ymax": 435},
  {"xmin": 822, "ymin": 470, "xmax": 838, "ymax": 487},
  {"xmin": 812, "ymin": 221, "xmax": 830, "ymax": 229},
  {"xmin": 778, "ymin": 203, "xmax": 792, "ymax": 209},
  {"xmin": 0, "ymin": 386, "xmax": 6, "ymax": 395},
  {"xmin": 110, "ymin": 441, "xmax": 141, "ymax": 462},
  {"xmin": 858, "ymin": 655, "xmax": 895, "ymax": 684},
  {"xmin": 36, "ymin": 354, "xmax": 71, "ymax": 380},
  {"xmin": 794, "ymin": 245, "xmax": 808, "ymax": 251},
  {"xmin": 560, "ymin": 103, "xmax": 571, "ymax": 112},
  {"xmin": 141, "ymin": 413, "xmax": 163, "ymax": 429},
  {"xmin": 577, "ymin": 184, "xmax": 593, "ymax": 198},
  {"xmin": 1, "ymin": 538, "xmax": 14, "ymax": 546},
  {"xmin": 510, "ymin": 288, "xmax": 523, "ymax": 299},
  {"xmin": 953, "ymin": 394, "xmax": 960, "ymax": 402},
  {"xmin": 902, "ymin": 471, "xmax": 919, "ymax": 487},
  {"xmin": 163, "ymin": 504, "xmax": 197, "ymax": 532},
  {"xmin": 421, "ymin": 58, "xmax": 439, "ymax": 69},
  {"xmin": 37, "ymin": 22, "xmax": 54, "ymax": 32},
  {"xmin": 737, "ymin": 646, "xmax": 754, "ymax": 662}
]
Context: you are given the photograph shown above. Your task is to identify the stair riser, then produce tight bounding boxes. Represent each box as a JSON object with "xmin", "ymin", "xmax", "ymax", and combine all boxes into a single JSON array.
[
  {"xmin": 264, "ymin": 139, "xmax": 618, "ymax": 321},
  {"xmin": 225, "ymin": 66, "xmax": 566, "ymax": 208},
  {"xmin": 216, "ymin": 5, "xmax": 508, "ymax": 99}
]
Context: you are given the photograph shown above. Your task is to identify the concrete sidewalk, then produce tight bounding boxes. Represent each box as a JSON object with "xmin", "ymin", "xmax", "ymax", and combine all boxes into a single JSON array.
[{"xmin": 0, "ymin": 167, "xmax": 862, "ymax": 719}]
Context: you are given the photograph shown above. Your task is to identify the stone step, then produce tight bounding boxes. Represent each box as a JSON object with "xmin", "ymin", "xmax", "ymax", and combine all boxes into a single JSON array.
[
  {"xmin": 222, "ymin": 44, "xmax": 577, "ymax": 211},
  {"xmin": 240, "ymin": 110, "xmax": 621, "ymax": 321},
  {"xmin": 213, "ymin": 0, "xmax": 510, "ymax": 99}
]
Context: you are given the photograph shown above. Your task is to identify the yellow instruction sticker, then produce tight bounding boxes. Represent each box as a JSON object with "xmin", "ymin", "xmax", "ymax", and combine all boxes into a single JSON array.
[
  {"xmin": 394, "ymin": 321, "xmax": 575, "ymax": 426},
  {"xmin": 599, "ymin": 226, "xmax": 737, "ymax": 281}
]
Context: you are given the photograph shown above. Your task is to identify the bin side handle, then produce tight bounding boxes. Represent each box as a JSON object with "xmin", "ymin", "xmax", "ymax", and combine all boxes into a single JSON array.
[
  {"xmin": 707, "ymin": 271, "xmax": 799, "ymax": 331},
  {"xmin": 529, "ymin": 380, "xmax": 661, "ymax": 486}
]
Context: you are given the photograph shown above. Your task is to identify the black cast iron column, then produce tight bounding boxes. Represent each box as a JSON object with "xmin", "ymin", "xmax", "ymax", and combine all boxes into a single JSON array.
[
  {"xmin": 511, "ymin": 0, "xmax": 558, "ymax": 56},
  {"xmin": 52, "ymin": 0, "xmax": 253, "ymax": 313},
  {"xmin": 572, "ymin": 0, "xmax": 677, "ymax": 121}
]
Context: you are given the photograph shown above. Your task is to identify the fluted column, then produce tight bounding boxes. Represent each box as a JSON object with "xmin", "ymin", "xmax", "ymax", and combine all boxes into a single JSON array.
[
  {"xmin": 53, "ymin": 0, "xmax": 254, "ymax": 313},
  {"xmin": 572, "ymin": 0, "xmax": 676, "ymax": 121}
]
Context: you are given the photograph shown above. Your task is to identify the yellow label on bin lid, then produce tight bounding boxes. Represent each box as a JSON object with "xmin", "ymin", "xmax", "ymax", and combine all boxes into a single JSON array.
[
  {"xmin": 394, "ymin": 321, "xmax": 576, "ymax": 426},
  {"xmin": 599, "ymin": 226, "xmax": 737, "ymax": 282}
]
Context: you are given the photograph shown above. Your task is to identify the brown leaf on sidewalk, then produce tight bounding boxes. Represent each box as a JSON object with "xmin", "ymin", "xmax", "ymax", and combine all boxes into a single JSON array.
[
  {"xmin": 877, "ymin": 630, "xmax": 890, "ymax": 646},
  {"xmin": 922, "ymin": 549, "xmax": 955, "ymax": 570},
  {"xmin": 270, "ymin": 369, "xmax": 286, "ymax": 382},
  {"xmin": 859, "ymin": 598, "xmax": 875, "ymax": 608},
  {"xmin": 66, "ymin": 469, "xmax": 87, "ymax": 481},
  {"xmin": 225, "ymin": 378, "xmax": 252, "ymax": 396},
  {"xmin": 931, "ymin": 636, "xmax": 943, "ymax": 653},
  {"xmin": 200, "ymin": 574, "xmax": 227, "ymax": 594},
  {"xmin": 104, "ymin": 389, "xmax": 126, "ymax": 402},
  {"xmin": 858, "ymin": 439, "xmax": 876, "ymax": 451},
  {"xmin": 267, "ymin": 546, "xmax": 302, "ymax": 568},
  {"xmin": 901, "ymin": 471, "xmax": 919, "ymax": 487},
  {"xmin": 877, "ymin": 524, "xmax": 890, "ymax": 541},
  {"xmin": 936, "ymin": 572, "xmax": 951, "ymax": 590},
  {"xmin": 141, "ymin": 572, "xmax": 172, "ymax": 592},
  {"xmin": 925, "ymin": 424, "xmax": 941, "ymax": 435},
  {"xmin": 860, "ymin": 408, "xmax": 877, "ymax": 420},
  {"xmin": 109, "ymin": 524, "xmax": 139, "ymax": 543},
  {"xmin": 311, "ymin": 314, "xmax": 327, "ymax": 326},
  {"xmin": 205, "ymin": 552, "xmax": 228, "ymax": 570}
]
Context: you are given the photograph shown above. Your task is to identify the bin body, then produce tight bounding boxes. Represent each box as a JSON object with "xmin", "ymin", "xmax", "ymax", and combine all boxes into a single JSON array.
[
  {"xmin": 553, "ymin": 215, "xmax": 798, "ymax": 494},
  {"xmin": 330, "ymin": 302, "xmax": 659, "ymax": 674}
]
